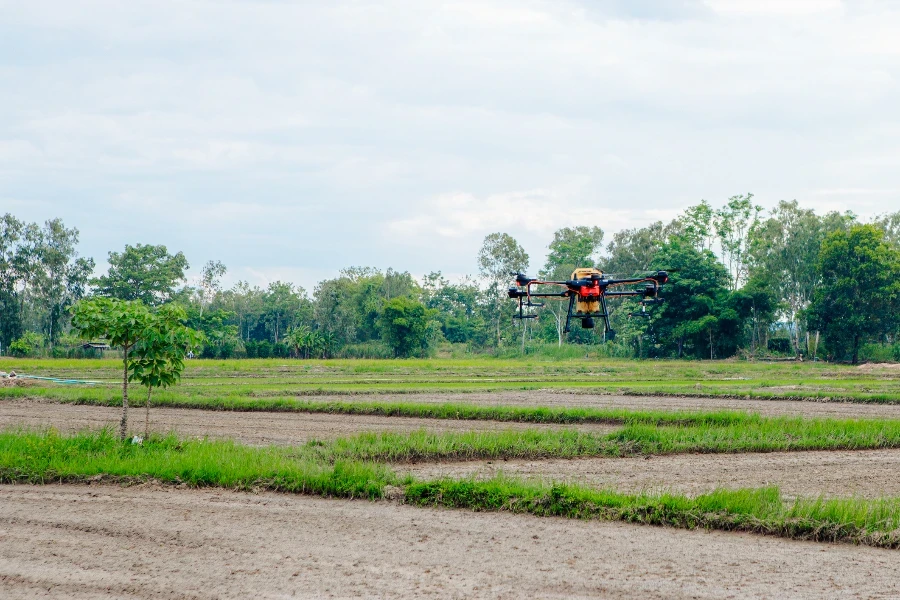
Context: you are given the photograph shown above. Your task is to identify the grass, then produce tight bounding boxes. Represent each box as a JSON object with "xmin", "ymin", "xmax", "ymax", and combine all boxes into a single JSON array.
[
  {"xmin": 2, "ymin": 428, "xmax": 899, "ymax": 548},
  {"xmin": 311, "ymin": 417, "xmax": 900, "ymax": 463},
  {"xmin": 3, "ymin": 356, "xmax": 900, "ymax": 403},
  {"xmin": 405, "ymin": 478, "xmax": 900, "ymax": 548},
  {"xmin": 0, "ymin": 428, "xmax": 392, "ymax": 498}
]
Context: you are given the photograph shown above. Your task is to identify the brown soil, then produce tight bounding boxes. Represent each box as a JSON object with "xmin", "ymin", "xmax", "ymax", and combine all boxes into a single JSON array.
[
  {"xmin": 2, "ymin": 484, "xmax": 898, "ymax": 600},
  {"xmin": 0, "ymin": 378, "xmax": 40, "ymax": 388},
  {"xmin": 329, "ymin": 390, "xmax": 900, "ymax": 419},
  {"xmin": 0, "ymin": 399, "xmax": 615, "ymax": 446},
  {"xmin": 404, "ymin": 449, "xmax": 900, "ymax": 499}
]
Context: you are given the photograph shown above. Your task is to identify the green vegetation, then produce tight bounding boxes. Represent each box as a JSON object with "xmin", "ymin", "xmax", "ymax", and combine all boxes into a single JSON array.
[
  {"xmin": 4, "ymin": 357, "xmax": 900, "ymax": 403},
  {"xmin": 0, "ymin": 429, "xmax": 390, "ymax": 499},
  {"xmin": 809, "ymin": 224, "xmax": 900, "ymax": 364},
  {"xmin": 312, "ymin": 418, "xmax": 900, "ymax": 463},
  {"xmin": 3, "ymin": 428, "xmax": 900, "ymax": 548},
  {"xmin": 5, "ymin": 201, "xmax": 900, "ymax": 363},
  {"xmin": 406, "ymin": 479, "xmax": 900, "ymax": 548},
  {"xmin": 70, "ymin": 299, "xmax": 201, "ymax": 439}
]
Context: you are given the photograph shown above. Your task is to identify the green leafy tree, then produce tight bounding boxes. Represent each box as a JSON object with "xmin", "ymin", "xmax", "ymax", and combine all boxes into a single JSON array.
[
  {"xmin": 380, "ymin": 297, "xmax": 429, "ymax": 357},
  {"xmin": 94, "ymin": 244, "xmax": 189, "ymax": 306},
  {"xmin": 649, "ymin": 241, "xmax": 743, "ymax": 358},
  {"xmin": 807, "ymin": 225, "xmax": 900, "ymax": 364},
  {"xmin": 34, "ymin": 219, "xmax": 94, "ymax": 346},
  {"xmin": 0, "ymin": 214, "xmax": 24, "ymax": 347},
  {"xmin": 749, "ymin": 201, "xmax": 855, "ymax": 355},
  {"xmin": 604, "ymin": 220, "xmax": 684, "ymax": 277},
  {"xmin": 477, "ymin": 233, "xmax": 529, "ymax": 347},
  {"xmin": 545, "ymin": 226, "xmax": 604, "ymax": 270},
  {"xmin": 71, "ymin": 298, "xmax": 154, "ymax": 440},
  {"xmin": 874, "ymin": 211, "xmax": 900, "ymax": 247},
  {"xmin": 713, "ymin": 194, "xmax": 763, "ymax": 290},
  {"xmin": 678, "ymin": 200, "xmax": 716, "ymax": 252},
  {"xmin": 130, "ymin": 304, "xmax": 202, "ymax": 437},
  {"xmin": 196, "ymin": 260, "xmax": 227, "ymax": 318}
]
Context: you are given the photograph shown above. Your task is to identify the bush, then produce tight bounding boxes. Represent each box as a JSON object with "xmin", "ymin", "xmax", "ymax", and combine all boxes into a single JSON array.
[
  {"xmin": 335, "ymin": 342, "xmax": 393, "ymax": 359},
  {"xmin": 273, "ymin": 342, "xmax": 289, "ymax": 358},
  {"xmin": 256, "ymin": 341, "xmax": 272, "ymax": 359},
  {"xmin": 8, "ymin": 332, "xmax": 44, "ymax": 357},
  {"xmin": 859, "ymin": 343, "xmax": 900, "ymax": 363},
  {"xmin": 244, "ymin": 341, "xmax": 258, "ymax": 358}
]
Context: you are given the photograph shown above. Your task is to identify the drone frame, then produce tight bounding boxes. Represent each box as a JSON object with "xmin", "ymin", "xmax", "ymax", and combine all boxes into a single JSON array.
[{"xmin": 507, "ymin": 269, "xmax": 668, "ymax": 339}]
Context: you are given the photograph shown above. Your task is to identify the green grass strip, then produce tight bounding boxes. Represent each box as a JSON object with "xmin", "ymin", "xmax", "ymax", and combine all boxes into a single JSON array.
[
  {"xmin": 311, "ymin": 417, "xmax": 900, "ymax": 462},
  {"xmin": 0, "ymin": 429, "xmax": 392, "ymax": 499},
  {"xmin": 404, "ymin": 478, "xmax": 900, "ymax": 548}
]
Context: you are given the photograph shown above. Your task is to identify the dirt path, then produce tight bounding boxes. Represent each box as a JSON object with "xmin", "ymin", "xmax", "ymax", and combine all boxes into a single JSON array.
[
  {"xmin": 0, "ymin": 399, "xmax": 615, "ymax": 446},
  {"xmin": 1, "ymin": 484, "xmax": 898, "ymax": 599},
  {"xmin": 405, "ymin": 449, "xmax": 900, "ymax": 499},
  {"xmin": 328, "ymin": 390, "xmax": 900, "ymax": 419}
]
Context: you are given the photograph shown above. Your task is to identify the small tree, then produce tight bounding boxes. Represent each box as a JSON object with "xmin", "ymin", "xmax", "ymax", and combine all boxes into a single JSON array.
[
  {"xmin": 130, "ymin": 304, "xmax": 202, "ymax": 438},
  {"xmin": 71, "ymin": 298, "xmax": 152, "ymax": 440}
]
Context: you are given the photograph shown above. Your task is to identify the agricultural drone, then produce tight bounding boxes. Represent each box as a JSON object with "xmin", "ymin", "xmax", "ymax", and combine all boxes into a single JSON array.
[{"xmin": 507, "ymin": 268, "xmax": 669, "ymax": 340}]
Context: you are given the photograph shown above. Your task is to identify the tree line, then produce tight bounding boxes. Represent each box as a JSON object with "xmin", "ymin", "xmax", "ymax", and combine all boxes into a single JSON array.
[{"xmin": 2, "ymin": 195, "xmax": 899, "ymax": 362}]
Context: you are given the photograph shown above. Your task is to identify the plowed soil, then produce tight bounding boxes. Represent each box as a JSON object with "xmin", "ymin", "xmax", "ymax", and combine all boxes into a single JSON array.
[
  {"xmin": 0, "ymin": 399, "xmax": 615, "ymax": 446},
  {"xmin": 404, "ymin": 448, "xmax": 900, "ymax": 499},
  {"xmin": 2, "ymin": 484, "xmax": 898, "ymax": 600}
]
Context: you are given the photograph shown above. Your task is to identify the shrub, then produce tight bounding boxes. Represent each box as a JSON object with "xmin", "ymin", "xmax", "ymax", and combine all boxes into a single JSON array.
[{"xmin": 8, "ymin": 332, "xmax": 44, "ymax": 357}]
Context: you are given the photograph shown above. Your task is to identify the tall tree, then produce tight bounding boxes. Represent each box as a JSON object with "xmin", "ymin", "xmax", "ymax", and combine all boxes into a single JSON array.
[
  {"xmin": 94, "ymin": 244, "xmax": 189, "ymax": 306},
  {"xmin": 197, "ymin": 260, "xmax": 227, "ymax": 318},
  {"xmin": 539, "ymin": 227, "xmax": 605, "ymax": 346},
  {"xmin": 34, "ymin": 219, "xmax": 94, "ymax": 346},
  {"xmin": 678, "ymin": 200, "xmax": 716, "ymax": 252},
  {"xmin": 807, "ymin": 225, "xmax": 900, "ymax": 364},
  {"xmin": 648, "ymin": 241, "xmax": 744, "ymax": 359},
  {"xmin": 874, "ymin": 211, "xmax": 900, "ymax": 247},
  {"xmin": 603, "ymin": 220, "xmax": 684, "ymax": 277},
  {"xmin": 477, "ymin": 233, "xmax": 529, "ymax": 347},
  {"xmin": 713, "ymin": 194, "xmax": 763, "ymax": 290},
  {"xmin": 0, "ymin": 214, "xmax": 24, "ymax": 348},
  {"xmin": 749, "ymin": 201, "xmax": 854, "ymax": 355}
]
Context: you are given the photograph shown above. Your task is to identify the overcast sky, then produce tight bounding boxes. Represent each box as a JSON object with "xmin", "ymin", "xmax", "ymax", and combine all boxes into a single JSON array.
[{"xmin": 3, "ymin": 0, "xmax": 900, "ymax": 291}]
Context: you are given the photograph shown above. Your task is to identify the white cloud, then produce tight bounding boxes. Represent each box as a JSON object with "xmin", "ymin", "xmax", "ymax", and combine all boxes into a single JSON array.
[{"xmin": 4, "ymin": 0, "xmax": 900, "ymax": 289}]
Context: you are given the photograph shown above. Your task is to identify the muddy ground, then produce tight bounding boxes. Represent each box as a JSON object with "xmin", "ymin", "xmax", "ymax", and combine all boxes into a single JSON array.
[
  {"xmin": 311, "ymin": 390, "xmax": 900, "ymax": 419},
  {"xmin": 0, "ymin": 399, "xmax": 615, "ymax": 446},
  {"xmin": 404, "ymin": 448, "xmax": 900, "ymax": 499},
  {"xmin": 1, "ymin": 484, "xmax": 898, "ymax": 600}
]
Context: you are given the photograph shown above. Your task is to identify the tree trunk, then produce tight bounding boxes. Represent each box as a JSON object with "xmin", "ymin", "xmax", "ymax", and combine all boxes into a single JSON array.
[
  {"xmin": 813, "ymin": 331, "xmax": 820, "ymax": 361},
  {"xmin": 852, "ymin": 334, "xmax": 860, "ymax": 365},
  {"xmin": 521, "ymin": 320, "xmax": 527, "ymax": 352},
  {"xmin": 145, "ymin": 386, "xmax": 153, "ymax": 439},
  {"xmin": 709, "ymin": 330, "xmax": 714, "ymax": 360},
  {"xmin": 678, "ymin": 336, "xmax": 684, "ymax": 359},
  {"xmin": 120, "ymin": 345, "xmax": 130, "ymax": 441}
]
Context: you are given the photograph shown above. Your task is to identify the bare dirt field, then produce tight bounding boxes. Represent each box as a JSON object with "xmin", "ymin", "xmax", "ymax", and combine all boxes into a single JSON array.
[
  {"xmin": 319, "ymin": 390, "xmax": 900, "ymax": 419},
  {"xmin": 0, "ymin": 399, "xmax": 615, "ymax": 446},
  {"xmin": 404, "ymin": 448, "xmax": 900, "ymax": 499},
  {"xmin": 2, "ymin": 484, "xmax": 899, "ymax": 600}
]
